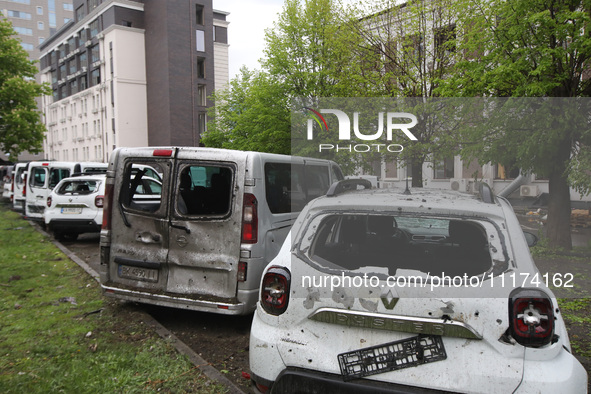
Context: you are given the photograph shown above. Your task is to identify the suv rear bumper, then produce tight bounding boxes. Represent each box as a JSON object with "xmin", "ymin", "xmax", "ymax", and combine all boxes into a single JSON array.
[
  {"xmin": 101, "ymin": 284, "xmax": 253, "ymax": 315},
  {"xmin": 251, "ymin": 368, "xmax": 455, "ymax": 394},
  {"xmin": 47, "ymin": 219, "xmax": 100, "ymax": 233}
]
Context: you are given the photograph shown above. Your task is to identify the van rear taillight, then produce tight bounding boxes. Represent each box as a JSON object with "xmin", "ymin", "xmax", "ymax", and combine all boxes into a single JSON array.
[
  {"xmin": 153, "ymin": 149, "xmax": 173, "ymax": 156},
  {"xmin": 101, "ymin": 183, "xmax": 114, "ymax": 230},
  {"xmin": 241, "ymin": 193, "xmax": 258, "ymax": 244},
  {"xmin": 95, "ymin": 195, "xmax": 104, "ymax": 208},
  {"xmin": 11, "ymin": 175, "xmax": 14, "ymax": 192},
  {"xmin": 509, "ymin": 288, "xmax": 554, "ymax": 347},
  {"xmin": 22, "ymin": 174, "xmax": 27, "ymax": 196},
  {"xmin": 260, "ymin": 266, "xmax": 291, "ymax": 315},
  {"xmin": 237, "ymin": 261, "xmax": 247, "ymax": 282}
]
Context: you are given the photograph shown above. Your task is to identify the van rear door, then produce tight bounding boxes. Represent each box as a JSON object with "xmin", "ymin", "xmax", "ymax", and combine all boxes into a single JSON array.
[
  {"xmin": 166, "ymin": 148, "xmax": 245, "ymax": 300},
  {"xmin": 107, "ymin": 150, "xmax": 172, "ymax": 293}
]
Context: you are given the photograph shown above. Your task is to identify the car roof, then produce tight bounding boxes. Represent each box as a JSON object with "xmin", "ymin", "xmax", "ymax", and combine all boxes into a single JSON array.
[
  {"xmin": 307, "ymin": 187, "xmax": 508, "ymax": 220},
  {"xmin": 58, "ymin": 174, "xmax": 107, "ymax": 183}
]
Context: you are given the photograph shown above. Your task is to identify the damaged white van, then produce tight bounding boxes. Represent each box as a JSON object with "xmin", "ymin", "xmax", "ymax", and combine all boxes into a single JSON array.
[{"xmin": 99, "ymin": 147, "xmax": 344, "ymax": 315}]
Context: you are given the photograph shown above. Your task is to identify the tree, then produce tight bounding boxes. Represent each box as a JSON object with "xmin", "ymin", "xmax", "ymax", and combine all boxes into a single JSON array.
[
  {"xmin": 0, "ymin": 18, "xmax": 49, "ymax": 158},
  {"xmin": 203, "ymin": 68, "xmax": 291, "ymax": 154},
  {"xmin": 345, "ymin": 0, "xmax": 462, "ymax": 186},
  {"xmin": 437, "ymin": 0, "xmax": 591, "ymax": 249}
]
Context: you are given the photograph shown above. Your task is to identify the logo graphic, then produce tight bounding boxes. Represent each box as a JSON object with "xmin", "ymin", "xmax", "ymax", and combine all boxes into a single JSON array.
[
  {"xmin": 304, "ymin": 107, "xmax": 329, "ymax": 134},
  {"xmin": 304, "ymin": 107, "xmax": 418, "ymax": 153}
]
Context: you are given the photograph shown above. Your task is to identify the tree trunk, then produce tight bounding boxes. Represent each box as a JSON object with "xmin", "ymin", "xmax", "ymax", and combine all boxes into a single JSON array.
[
  {"xmin": 411, "ymin": 159, "xmax": 423, "ymax": 188},
  {"xmin": 545, "ymin": 141, "xmax": 572, "ymax": 249}
]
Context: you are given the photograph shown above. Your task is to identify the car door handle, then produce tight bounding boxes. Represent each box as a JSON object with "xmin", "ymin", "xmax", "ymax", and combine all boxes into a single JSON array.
[{"xmin": 135, "ymin": 231, "xmax": 162, "ymax": 244}]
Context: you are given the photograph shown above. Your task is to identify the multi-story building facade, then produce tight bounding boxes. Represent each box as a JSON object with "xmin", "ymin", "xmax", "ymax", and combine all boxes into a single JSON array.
[{"xmin": 37, "ymin": 0, "xmax": 229, "ymax": 163}]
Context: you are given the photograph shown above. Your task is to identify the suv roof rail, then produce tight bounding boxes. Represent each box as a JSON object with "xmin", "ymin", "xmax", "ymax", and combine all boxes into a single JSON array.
[
  {"xmin": 479, "ymin": 182, "xmax": 495, "ymax": 204},
  {"xmin": 326, "ymin": 179, "xmax": 372, "ymax": 197}
]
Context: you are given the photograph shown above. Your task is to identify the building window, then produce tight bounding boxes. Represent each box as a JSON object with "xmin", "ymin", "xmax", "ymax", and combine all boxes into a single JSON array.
[
  {"xmin": 76, "ymin": 6, "xmax": 85, "ymax": 22},
  {"xmin": 90, "ymin": 69, "xmax": 100, "ymax": 85},
  {"xmin": 68, "ymin": 59, "xmax": 76, "ymax": 74},
  {"xmin": 63, "ymin": 3, "xmax": 73, "ymax": 11},
  {"xmin": 196, "ymin": 30, "xmax": 205, "ymax": 52},
  {"xmin": 51, "ymin": 70, "xmax": 57, "ymax": 84},
  {"xmin": 196, "ymin": 5, "xmax": 204, "ymax": 25},
  {"xmin": 79, "ymin": 29, "xmax": 87, "ymax": 42},
  {"xmin": 89, "ymin": 0, "xmax": 99, "ymax": 11},
  {"xmin": 197, "ymin": 85, "xmax": 206, "ymax": 106},
  {"xmin": 70, "ymin": 79, "xmax": 77, "ymax": 94},
  {"xmin": 39, "ymin": 37, "xmax": 45, "ymax": 44},
  {"xmin": 198, "ymin": 113, "xmax": 207, "ymax": 134},
  {"xmin": 13, "ymin": 27, "xmax": 33, "ymax": 35},
  {"xmin": 90, "ymin": 45, "xmax": 100, "ymax": 63},
  {"xmin": 59, "ymin": 45, "xmax": 65, "ymax": 58},
  {"xmin": 7, "ymin": 0, "xmax": 30, "ymax": 4},
  {"xmin": 197, "ymin": 57, "xmax": 205, "ymax": 78},
  {"xmin": 7, "ymin": 10, "xmax": 32, "ymax": 20},
  {"xmin": 90, "ymin": 19, "xmax": 99, "ymax": 38},
  {"xmin": 36, "ymin": 6, "xmax": 43, "ymax": 15},
  {"xmin": 79, "ymin": 52, "xmax": 87, "ymax": 68},
  {"xmin": 434, "ymin": 157, "xmax": 455, "ymax": 179},
  {"xmin": 68, "ymin": 36, "xmax": 76, "ymax": 51},
  {"xmin": 59, "ymin": 64, "xmax": 66, "ymax": 79},
  {"xmin": 80, "ymin": 75, "xmax": 87, "ymax": 91},
  {"xmin": 49, "ymin": 13, "xmax": 57, "ymax": 28},
  {"xmin": 385, "ymin": 160, "xmax": 397, "ymax": 179},
  {"xmin": 20, "ymin": 42, "xmax": 34, "ymax": 51}
]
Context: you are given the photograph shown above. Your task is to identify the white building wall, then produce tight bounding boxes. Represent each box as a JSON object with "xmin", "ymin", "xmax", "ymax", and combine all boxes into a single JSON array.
[{"xmin": 213, "ymin": 18, "xmax": 230, "ymax": 91}]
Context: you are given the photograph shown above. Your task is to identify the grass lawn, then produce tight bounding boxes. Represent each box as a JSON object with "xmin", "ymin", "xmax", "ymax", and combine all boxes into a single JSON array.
[{"xmin": 0, "ymin": 204, "xmax": 227, "ymax": 393}]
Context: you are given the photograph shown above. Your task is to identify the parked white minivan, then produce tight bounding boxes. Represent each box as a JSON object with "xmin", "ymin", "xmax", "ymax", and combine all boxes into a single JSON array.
[
  {"xmin": 12, "ymin": 163, "xmax": 28, "ymax": 212},
  {"xmin": 25, "ymin": 161, "xmax": 107, "ymax": 222},
  {"xmin": 99, "ymin": 147, "xmax": 344, "ymax": 315}
]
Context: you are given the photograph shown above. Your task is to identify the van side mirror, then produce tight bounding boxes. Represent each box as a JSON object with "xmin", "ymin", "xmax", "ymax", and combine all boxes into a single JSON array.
[{"xmin": 523, "ymin": 232, "xmax": 538, "ymax": 247}]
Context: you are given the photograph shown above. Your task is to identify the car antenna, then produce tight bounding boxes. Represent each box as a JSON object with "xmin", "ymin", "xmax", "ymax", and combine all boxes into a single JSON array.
[{"xmin": 403, "ymin": 176, "xmax": 411, "ymax": 195}]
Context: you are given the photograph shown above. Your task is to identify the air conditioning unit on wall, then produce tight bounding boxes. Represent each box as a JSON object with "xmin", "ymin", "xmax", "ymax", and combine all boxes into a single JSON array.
[
  {"xmin": 520, "ymin": 185, "xmax": 539, "ymax": 197},
  {"xmin": 450, "ymin": 179, "xmax": 466, "ymax": 191}
]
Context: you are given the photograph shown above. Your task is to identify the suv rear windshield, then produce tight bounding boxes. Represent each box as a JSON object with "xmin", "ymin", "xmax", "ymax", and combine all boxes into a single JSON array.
[
  {"xmin": 300, "ymin": 213, "xmax": 507, "ymax": 278},
  {"xmin": 57, "ymin": 179, "xmax": 100, "ymax": 194}
]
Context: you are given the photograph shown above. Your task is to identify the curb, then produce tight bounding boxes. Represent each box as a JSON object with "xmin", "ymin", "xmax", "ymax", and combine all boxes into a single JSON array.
[{"xmin": 31, "ymin": 221, "xmax": 246, "ymax": 394}]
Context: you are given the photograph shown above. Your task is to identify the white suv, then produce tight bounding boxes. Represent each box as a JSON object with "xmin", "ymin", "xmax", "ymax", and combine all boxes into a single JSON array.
[
  {"xmin": 45, "ymin": 174, "xmax": 106, "ymax": 241},
  {"xmin": 249, "ymin": 180, "xmax": 587, "ymax": 393}
]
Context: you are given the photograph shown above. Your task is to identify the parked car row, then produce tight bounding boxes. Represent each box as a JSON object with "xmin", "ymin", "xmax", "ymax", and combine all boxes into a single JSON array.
[
  {"xmin": 3, "ymin": 148, "xmax": 587, "ymax": 392},
  {"xmin": 97, "ymin": 147, "xmax": 586, "ymax": 393},
  {"xmin": 1, "ymin": 161, "xmax": 107, "ymax": 240}
]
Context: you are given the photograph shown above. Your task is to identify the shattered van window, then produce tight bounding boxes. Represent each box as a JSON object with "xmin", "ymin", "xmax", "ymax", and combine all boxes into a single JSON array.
[
  {"xmin": 306, "ymin": 214, "xmax": 497, "ymax": 277},
  {"xmin": 176, "ymin": 165, "xmax": 233, "ymax": 216}
]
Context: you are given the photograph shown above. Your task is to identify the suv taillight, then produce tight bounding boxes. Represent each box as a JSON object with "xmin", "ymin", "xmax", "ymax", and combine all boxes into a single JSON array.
[
  {"xmin": 47, "ymin": 196, "xmax": 52, "ymax": 207},
  {"xmin": 101, "ymin": 183, "xmax": 114, "ymax": 230},
  {"xmin": 509, "ymin": 288, "xmax": 554, "ymax": 347},
  {"xmin": 22, "ymin": 174, "xmax": 27, "ymax": 197},
  {"xmin": 95, "ymin": 195, "xmax": 104, "ymax": 208},
  {"xmin": 241, "ymin": 193, "xmax": 258, "ymax": 244},
  {"xmin": 260, "ymin": 266, "xmax": 291, "ymax": 315}
]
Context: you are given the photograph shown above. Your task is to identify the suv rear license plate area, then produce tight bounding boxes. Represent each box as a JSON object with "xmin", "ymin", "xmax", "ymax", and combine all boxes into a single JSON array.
[
  {"xmin": 61, "ymin": 207, "xmax": 82, "ymax": 214},
  {"xmin": 338, "ymin": 335, "xmax": 447, "ymax": 381},
  {"xmin": 118, "ymin": 264, "xmax": 158, "ymax": 283}
]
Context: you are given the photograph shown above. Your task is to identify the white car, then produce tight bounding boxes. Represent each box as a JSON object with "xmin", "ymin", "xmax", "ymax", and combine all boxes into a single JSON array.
[
  {"xmin": 249, "ymin": 179, "xmax": 587, "ymax": 393},
  {"xmin": 45, "ymin": 174, "xmax": 106, "ymax": 241}
]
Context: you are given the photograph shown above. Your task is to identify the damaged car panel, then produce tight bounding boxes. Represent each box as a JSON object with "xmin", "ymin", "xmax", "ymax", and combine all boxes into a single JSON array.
[{"xmin": 249, "ymin": 182, "xmax": 587, "ymax": 393}]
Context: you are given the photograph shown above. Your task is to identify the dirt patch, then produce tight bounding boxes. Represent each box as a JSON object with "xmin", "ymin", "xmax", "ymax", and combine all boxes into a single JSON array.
[{"xmin": 144, "ymin": 305, "xmax": 253, "ymax": 392}]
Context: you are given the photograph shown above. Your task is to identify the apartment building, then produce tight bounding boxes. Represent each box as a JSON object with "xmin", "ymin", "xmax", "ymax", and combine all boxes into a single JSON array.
[{"xmin": 37, "ymin": 0, "xmax": 229, "ymax": 163}]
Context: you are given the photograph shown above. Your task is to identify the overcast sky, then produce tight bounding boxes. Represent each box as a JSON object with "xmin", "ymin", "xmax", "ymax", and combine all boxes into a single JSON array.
[{"xmin": 213, "ymin": 0, "xmax": 285, "ymax": 79}]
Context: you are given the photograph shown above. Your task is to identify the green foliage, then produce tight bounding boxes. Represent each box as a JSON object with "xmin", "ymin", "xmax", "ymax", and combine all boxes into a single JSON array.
[
  {"xmin": 203, "ymin": 68, "xmax": 291, "ymax": 154},
  {"xmin": 0, "ymin": 18, "xmax": 50, "ymax": 158}
]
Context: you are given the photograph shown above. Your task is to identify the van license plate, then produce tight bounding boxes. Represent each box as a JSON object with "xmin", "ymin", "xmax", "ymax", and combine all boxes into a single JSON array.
[
  {"xmin": 118, "ymin": 265, "xmax": 158, "ymax": 282},
  {"xmin": 61, "ymin": 207, "xmax": 82, "ymax": 214}
]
